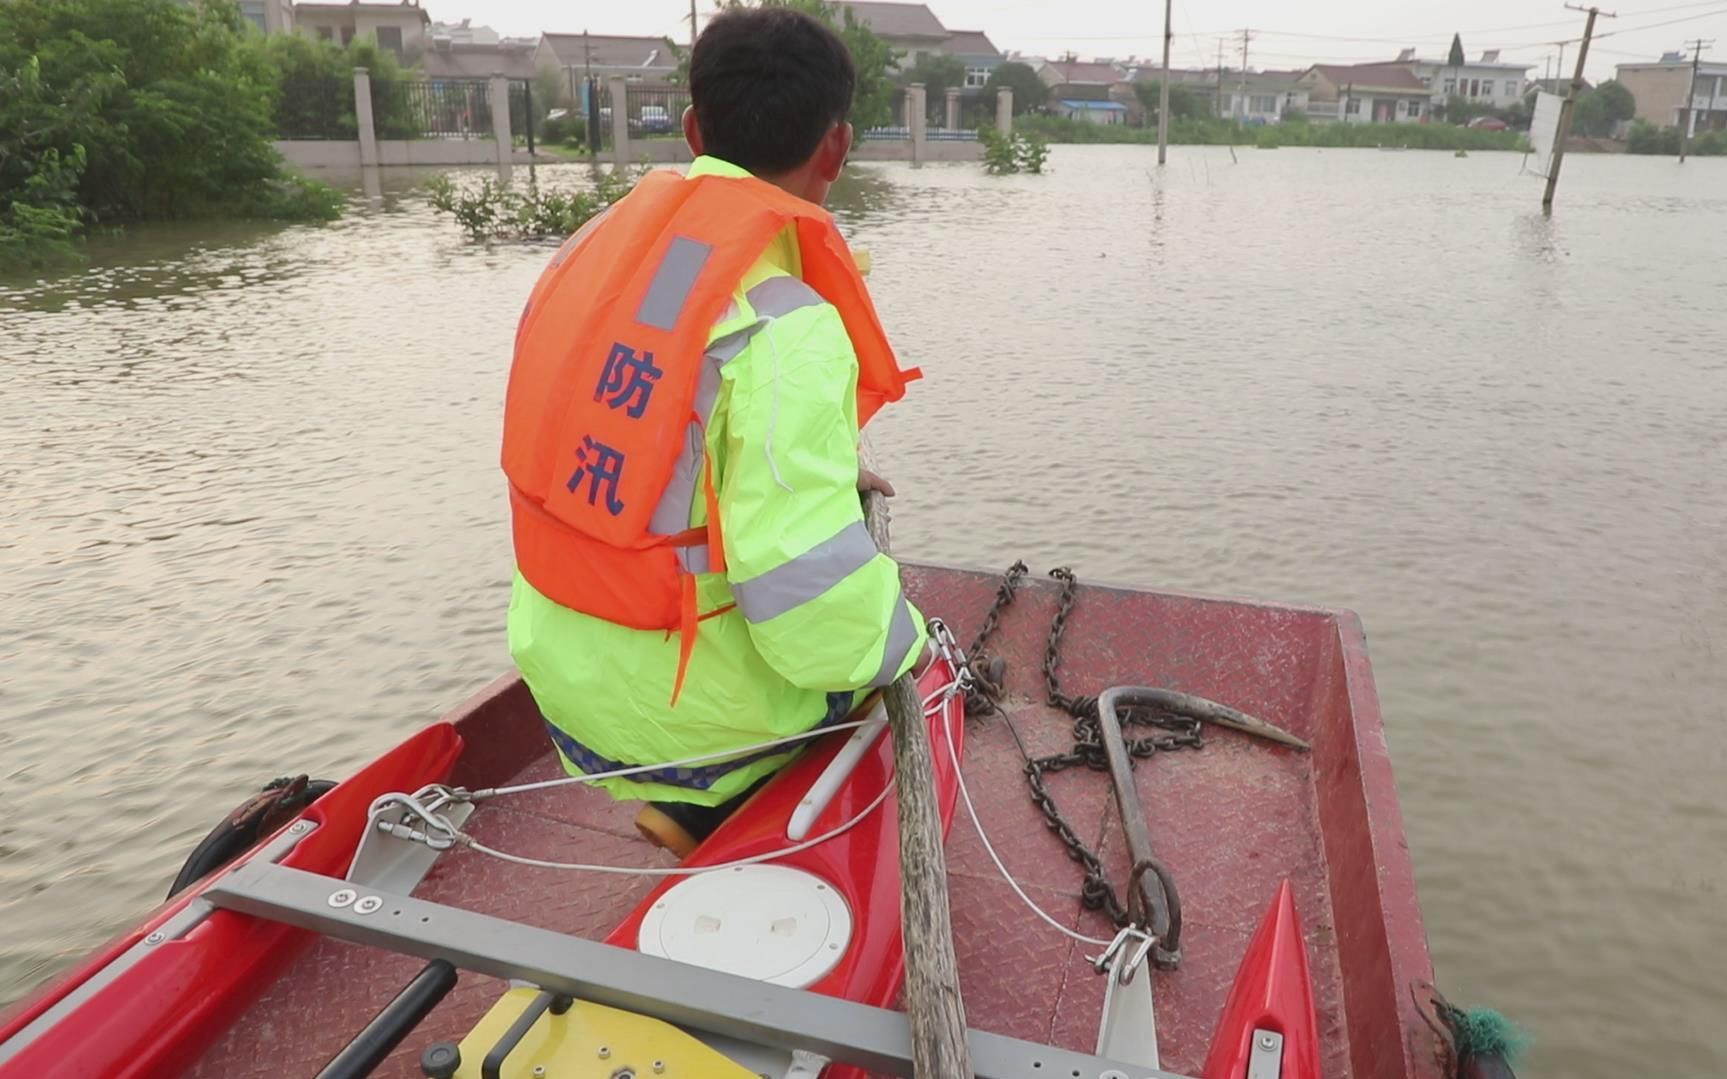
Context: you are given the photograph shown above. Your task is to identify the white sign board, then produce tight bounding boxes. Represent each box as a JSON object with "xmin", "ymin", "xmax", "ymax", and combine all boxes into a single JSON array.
[{"xmin": 1527, "ymin": 91, "xmax": 1565, "ymax": 178}]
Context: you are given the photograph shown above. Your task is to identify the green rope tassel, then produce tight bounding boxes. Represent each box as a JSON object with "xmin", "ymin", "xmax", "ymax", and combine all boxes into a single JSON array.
[
  {"xmin": 1413, "ymin": 983, "xmax": 1530, "ymax": 1079},
  {"xmin": 1451, "ymin": 1007, "xmax": 1529, "ymax": 1066}
]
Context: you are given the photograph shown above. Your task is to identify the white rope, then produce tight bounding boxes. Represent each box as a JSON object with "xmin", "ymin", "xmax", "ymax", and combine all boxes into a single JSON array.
[
  {"xmin": 941, "ymin": 689, "xmax": 1116, "ymax": 949},
  {"xmin": 473, "ymin": 715, "xmax": 884, "ymax": 799},
  {"xmin": 459, "ymin": 779, "xmax": 897, "ymax": 877},
  {"xmin": 447, "ymin": 675, "xmax": 966, "ymax": 878},
  {"xmin": 473, "ymin": 655, "xmax": 955, "ymax": 801}
]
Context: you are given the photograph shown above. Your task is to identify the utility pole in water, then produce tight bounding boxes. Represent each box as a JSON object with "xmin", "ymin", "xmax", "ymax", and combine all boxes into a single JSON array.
[
  {"xmin": 1543, "ymin": 4, "xmax": 1616, "ymax": 213},
  {"xmin": 1215, "ymin": 40, "xmax": 1225, "ymax": 119},
  {"xmin": 1157, "ymin": 0, "xmax": 1173, "ymax": 164},
  {"xmin": 1680, "ymin": 39, "xmax": 1714, "ymax": 163},
  {"xmin": 1236, "ymin": 28, "xmax": 1254, "ymax": 121}
]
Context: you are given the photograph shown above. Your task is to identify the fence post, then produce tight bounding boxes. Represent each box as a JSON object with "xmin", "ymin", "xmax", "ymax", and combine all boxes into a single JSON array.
[
  {"xmin": 996, "ymin": 87, "xmax": 1013, "ymax": 136},
  {"xmin": 909, "ymin": 83, "xmax": 927, "ymax": 167},
  {"xmin": 489, "ymin": 72, "xmax": 512, "ymax": 168},
  {"xmin": 944, "ymin": 86, "xmax": 960, "ymax": 131},
  {"xmin": 353, "ymin": 67, "xmax": 378, "ymax": 167},
  {"xmin": 610, "ymin": 75, "xmax": 631, "ymax": 168}
]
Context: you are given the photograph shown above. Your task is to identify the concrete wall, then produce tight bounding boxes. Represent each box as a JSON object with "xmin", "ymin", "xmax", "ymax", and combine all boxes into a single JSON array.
[
  {"xmin": 377, "ymin": 139, "xmax": 502, "ymax": 166},
  {"xmin": 618, "ymin": 137, "xmax": 981, "ymax": 164},
  {"xmin": 275, "ymin": 140, "xmax": 363, "ymax": 168},
  {"xmin": 276, "ymin": 139, "xmax": 504, "ymax": 168},
  {"xmin": 277, "ymin": 68, "xmax": 511, "ymax": 170}
]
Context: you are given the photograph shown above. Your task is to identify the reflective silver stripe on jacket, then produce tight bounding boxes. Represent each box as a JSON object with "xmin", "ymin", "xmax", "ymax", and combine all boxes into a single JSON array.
[
  {"xmin": 870, "ymin": 592, "xmax": 920, "ymax": 687},
  {"xmin": 635, "ymin": 236, "xmax": 714, "ymax": 331},
  {"xmin": 731, "ymin": 521, "xmax": 880, "ymax": 623},
  {"xmin": 647, "ymin": 275, "xmax": 830, "ymax": 574}
]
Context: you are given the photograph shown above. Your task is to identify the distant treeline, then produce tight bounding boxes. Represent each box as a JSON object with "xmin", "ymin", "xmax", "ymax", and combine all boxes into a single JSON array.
[
  {"xmin": 1015, "ymin": 115, "xmax": 1528, "ymax": 152},
  {"xmin": 1626, "ymin": 121, "xmax": 1727, "ymax": 156}
]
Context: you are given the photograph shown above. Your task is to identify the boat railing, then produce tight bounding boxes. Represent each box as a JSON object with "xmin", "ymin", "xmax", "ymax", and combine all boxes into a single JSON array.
[{"xmin": 203, "ymin": 856, "xmax": 1199, "ymax": 1079}]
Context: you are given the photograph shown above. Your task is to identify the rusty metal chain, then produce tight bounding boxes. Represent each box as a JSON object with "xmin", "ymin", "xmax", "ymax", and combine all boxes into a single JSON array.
[
  {"xmin": 966, "ymin": 563, "xmax": 1204, "ymax": 930},
  {"xmin": 961, "ymin": 560, "xmax": 1026, "ymax": 716}
]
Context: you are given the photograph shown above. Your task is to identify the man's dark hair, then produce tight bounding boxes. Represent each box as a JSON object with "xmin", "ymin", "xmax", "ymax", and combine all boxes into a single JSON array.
[{"xmin": 688, "ymin": 7, "xmax": 856, "ymax": 176}]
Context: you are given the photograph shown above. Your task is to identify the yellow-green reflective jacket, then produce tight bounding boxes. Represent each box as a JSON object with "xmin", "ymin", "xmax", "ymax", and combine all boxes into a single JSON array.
[{"xmin": 508, "ymin": 156, "xmax": 926, "ymax": 806}]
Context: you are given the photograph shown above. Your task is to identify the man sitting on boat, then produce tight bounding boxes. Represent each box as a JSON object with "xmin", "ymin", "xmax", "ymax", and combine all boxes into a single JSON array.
[{"xmin": 500, "ymin": 7, "xmax": 924, "ymax": 857}]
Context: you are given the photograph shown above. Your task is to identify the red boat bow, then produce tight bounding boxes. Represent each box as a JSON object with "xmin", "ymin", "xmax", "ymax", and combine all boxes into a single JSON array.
[{"xmin": 1203, "ymin": 879, "xmax": 1323, "ymax": 1079}]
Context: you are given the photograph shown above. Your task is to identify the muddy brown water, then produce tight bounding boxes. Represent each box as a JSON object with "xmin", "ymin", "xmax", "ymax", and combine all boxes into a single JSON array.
[{"xmin": 3, "ymin": 146, "xmax": 1724, "ymax": 1076}]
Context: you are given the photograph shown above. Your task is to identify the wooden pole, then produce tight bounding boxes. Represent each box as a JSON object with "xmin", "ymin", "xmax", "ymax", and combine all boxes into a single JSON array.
[
  {"xmin": 861, "ymin": 490, "xmax": 974, "ymax": 1079},
  {"xmin": 1156, "ymin": 0, "xmax": 1172, "ymax": 165},
  {"xmin": 1543, "ymin": 5, "xmax": 1613, "ymax": 213},
  {"xmin": 1679, "ymin": 40, "xmax": 1712, "ymax": 163}
]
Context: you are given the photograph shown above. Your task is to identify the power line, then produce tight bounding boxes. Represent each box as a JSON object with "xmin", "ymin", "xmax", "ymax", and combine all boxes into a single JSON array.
[{"xmin": 1025, "ymin": 2, "xmax": 1726, "ymax": 48}]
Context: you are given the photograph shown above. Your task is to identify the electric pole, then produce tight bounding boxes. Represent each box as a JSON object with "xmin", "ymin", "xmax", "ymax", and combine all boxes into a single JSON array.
[
  {"xmin": 1216, "ymin": 39, "xmax": 1225, "ymax": 119},
  {"xmin": 583, "ymin": 29, "xmax": 595, "ymax": 162},
  {"xmin": 689, "ymin": 0, "xmax": 699, "ymax": 50},
  {"xmin": 1236, "ymin": 28, "xmax": 1254, "ymax": 121},
  {"xmin": 1543, "ymin": 4, "xmax": 1616, "ymax": 213},
  {"xmin": 1157, "ymin": 0, "xmax": 1173, "ymax": 165},
  {"xmin": 1680, "ymin": 39, "xmax": 1714, "ymax": 162}
]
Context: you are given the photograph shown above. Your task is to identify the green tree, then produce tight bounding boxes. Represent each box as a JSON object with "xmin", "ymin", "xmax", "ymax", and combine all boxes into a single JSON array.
[
  {"xmin": 1131, "ymin": 80, "xmax": 1205, "ymax": 123},
  {"xmin": 1572, "ymin": 79, "xmax": 1636, "ymax": 137},
  {"xmin": 983, "ymin": 61, "xmax": 1049, "ymax": 114},
  {"xmin": 717, "ymin": 1, "xmax": 898, "ymax": 129},
  {"xmin": 0, "ymin": 0, "xmax": 337, "ymax": 268},
  {"xmin": 1626, "ymin": 119, "xmax": 1680, "ymax": 154},
  {"xmin": 902, "ymin": 54, "xmax": 967, "ymax": 119}
]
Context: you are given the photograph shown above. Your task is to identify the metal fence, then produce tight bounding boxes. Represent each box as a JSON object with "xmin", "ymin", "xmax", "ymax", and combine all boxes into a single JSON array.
[
  {"xmin": 927, "ymin": 127, "xmax": 980, "ymax": 141},
  {"xmin": 587, "ymin": 80, "xmax": 613, "ymax": 150},
  {"xmin": 859, "ymin": 126, "xmax": 912, "ymax": 141},
  {"xmin": 623, "ymin": 83, "xmax": 691, "ymax": 141},
  {"xmin": 373, "ymin": 79, "xmax": 493, "ymax": 140},
  {"xmin": 275, "ymin": 77, "xmax": 356, "ymax": 140},
  {"xmin": 507, "ymin": 79, "xmax": 536, "ymax": 154}
]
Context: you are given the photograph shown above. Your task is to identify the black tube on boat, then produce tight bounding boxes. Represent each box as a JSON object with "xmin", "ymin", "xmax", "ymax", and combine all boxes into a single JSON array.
[
  {"xmin": 479, "ymin": 989, "xmax": 574, "ymax": 1079},
  {"xmin": 314, "ymin": 959, "xmax": 459, "ymax": 1079}
]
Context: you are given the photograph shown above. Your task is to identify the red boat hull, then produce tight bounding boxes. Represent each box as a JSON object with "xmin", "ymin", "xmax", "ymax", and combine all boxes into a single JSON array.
[
  {"xmin": 3, "ymin": 564, "xmax": 1439, "ymax": 1079},
  {"xmin": 0, "ymin": 724, "xmax": 464, "ymax": 1079},
  {"xmin": 1203, "ymin": 880, "xmax": 1323, "ymax": 1079}
]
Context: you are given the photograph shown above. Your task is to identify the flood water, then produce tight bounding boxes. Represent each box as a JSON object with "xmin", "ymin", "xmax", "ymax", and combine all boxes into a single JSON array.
[{"xmin": 3, "ymin": 146, "xmax": 1724, "ymax": 1076}]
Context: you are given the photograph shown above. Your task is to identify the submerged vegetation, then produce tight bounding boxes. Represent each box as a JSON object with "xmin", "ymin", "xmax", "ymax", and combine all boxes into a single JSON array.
[
  {"xmin": 426, "ymin": 167, "xmax": 640, "ymax": 243},
  {"xmin": 979, "ymin": 127, "xmax": 1051, "ymax": 175}
]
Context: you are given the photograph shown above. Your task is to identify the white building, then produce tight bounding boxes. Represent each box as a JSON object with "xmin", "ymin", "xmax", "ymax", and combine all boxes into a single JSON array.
[
  {"xmin": 1217, "ymin": 71, "xmax": 1311, "ymax": 124},
  {"xmin": 1396, "ymin": 48, "xmax": 1533, "ymax": 110}
]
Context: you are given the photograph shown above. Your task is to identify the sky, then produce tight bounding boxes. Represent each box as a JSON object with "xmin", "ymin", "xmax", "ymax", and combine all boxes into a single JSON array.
[{"xmin": 448, "ymin": 0, "xmax": 1726, "ymax": 83}]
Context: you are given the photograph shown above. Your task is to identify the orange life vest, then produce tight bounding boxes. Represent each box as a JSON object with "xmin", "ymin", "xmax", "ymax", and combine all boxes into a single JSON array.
[{"xmin": 502, "ymin": 169, "xmax": 919, "ymax": 701}]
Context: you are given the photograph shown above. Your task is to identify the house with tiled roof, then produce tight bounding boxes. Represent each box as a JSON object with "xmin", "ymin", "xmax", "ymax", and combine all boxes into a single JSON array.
[
  {"xmin": 424, "ymin": 38, "xmax": 537, "ymax": 81},
  {"xmin": 831, "ymin": 2, "xmax": 949, "ymax": 69},
  {"xmin": 534, "ymin": 33, "xmax": 679, "ymax": 84},
  {"xmin": 1299, "ymin": 63, "xmax": 1433, "ymax": 123},
  {"xmin": 1029, "ymin": 59, "xmax": 1134, "ymax": 124},
  {"xmin": 945, "ymin": 29, "xmax": 1004, "ymax": 89}
]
